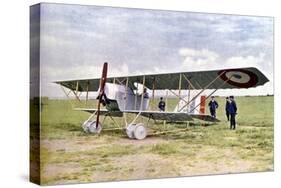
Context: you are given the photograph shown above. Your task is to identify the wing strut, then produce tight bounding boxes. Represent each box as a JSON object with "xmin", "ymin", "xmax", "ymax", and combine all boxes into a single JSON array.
[
  {"xmin": 178, "ymin": 70, "xmax": 226, "ymax": 112},
  {"xmin": 189, "ymin": 74, "xmax": 235, "ymax": 113}
]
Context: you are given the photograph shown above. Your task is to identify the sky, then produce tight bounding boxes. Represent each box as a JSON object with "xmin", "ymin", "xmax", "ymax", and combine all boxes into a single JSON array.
[{"xmin": 34, "ymin": 3, "xmax": 274, "ymax": 98}]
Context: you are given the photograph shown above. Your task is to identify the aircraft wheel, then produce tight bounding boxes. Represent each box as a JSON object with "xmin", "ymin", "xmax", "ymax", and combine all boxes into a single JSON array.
[
  {"xmin": 134, "ymin": 123, "xmax": 147, "ymax": 140},
  {"xmin": 82, "ymin": 120, "xmax": 90, "ymax": 133},
  {"xmin": 126, "ymin": 124, "xmax": 136, "ymax": 139},
  {"xmin": 82, "ymin": 120, "xmax": 102, "ymax": 134}
]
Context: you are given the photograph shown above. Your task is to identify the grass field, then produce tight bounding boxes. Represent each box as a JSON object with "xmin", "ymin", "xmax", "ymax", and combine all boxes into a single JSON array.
[{"xmin": 32, "ymin": 96, "xmax": 274, "ymax": 185}]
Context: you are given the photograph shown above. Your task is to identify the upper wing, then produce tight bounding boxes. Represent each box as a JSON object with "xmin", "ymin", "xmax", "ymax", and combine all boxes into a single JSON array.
[{"xmin": 55, "ymin": 67, "xmax": 269, "ymax": 91}]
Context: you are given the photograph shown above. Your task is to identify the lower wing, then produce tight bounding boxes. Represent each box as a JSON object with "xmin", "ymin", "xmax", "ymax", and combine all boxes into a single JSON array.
[
  {"xmin": 124, "ymin": 110, "xmax": 219, "ymax": 122},
  {"xmin": 74, "ymin": 108, "xmax": 123, "ymax": 117},
  {"xmin": 75, "ymin": 108, "xmax": 218, "ymax": 122}
]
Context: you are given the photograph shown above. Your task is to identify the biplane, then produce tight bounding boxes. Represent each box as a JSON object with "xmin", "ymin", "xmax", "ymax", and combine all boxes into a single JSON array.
[{"xmin": 55, "ymin": 62, "xmax": 269, "ymax": 140}]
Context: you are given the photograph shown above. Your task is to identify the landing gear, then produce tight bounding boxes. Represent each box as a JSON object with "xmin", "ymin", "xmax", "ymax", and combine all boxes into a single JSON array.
[
  {"xmin": 82, "ymin": 120, "xmax": 102, "ymax": 134},
  {"xmin": 126, "ymin": 124, "xmax": 136, "ymax": 139},
  {"xmin": 126, "ymin": 123, "xmax": 147, "ymax": 140},
  {"xmin": 134, "ymin": 124, "xmax": 147, "ymax": 140}
]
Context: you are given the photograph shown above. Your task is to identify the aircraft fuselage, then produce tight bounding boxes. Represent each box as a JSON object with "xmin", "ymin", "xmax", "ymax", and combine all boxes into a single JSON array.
[{"xmin": 102, "ymin": 83, "xmax": 150, "ymax": 112}]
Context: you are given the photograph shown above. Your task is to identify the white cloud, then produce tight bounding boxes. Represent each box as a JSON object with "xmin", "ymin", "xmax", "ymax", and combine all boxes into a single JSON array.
[
  {"xmin": 179, "ymin": 48, "xmax": 219, "ymax": 70},
  {"xmin": 225, "ymin": 54, "xmax": 263, "ymax": 68},
  {"xmin": 214, "ymin": 22, "xmax": 241, "ymax": 33}
]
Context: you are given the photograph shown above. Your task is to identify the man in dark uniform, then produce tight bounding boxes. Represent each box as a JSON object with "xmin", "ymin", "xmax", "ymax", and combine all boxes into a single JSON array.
[
  {"xmin": 158, "ymin": 97, "xmax": 166, "ymax": 111},
  {"xmin": 228, "ymin": 96, "xmax": 237, "ymax": 130},
  {"xmin": 143, "ymin": 88, "xmax": 149, "ymax": 99},
  {"xmin": 225, "ymin": 97, "xmax": 231, "ymax": 121},
  {"xmin": 208, "ymin": 96, "xmax": 219, "ymax": 118}
]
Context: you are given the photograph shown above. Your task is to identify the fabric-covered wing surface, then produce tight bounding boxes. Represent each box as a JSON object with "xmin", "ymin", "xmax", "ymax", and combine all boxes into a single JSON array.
[
  {"xmin": 55, "ymin": 67, "xmax": 269, "ymax": 91},
  {"xmin": 74, "ymin": 108, "xmax": 123, "ymax": 117},
  {"xmin": 190, "ymin": 114, "xmax": 220, "ymax": 122},
  {"xmin": 75, "ymin": 108, "xmax": 218, "ymax": 122},
  {"xmin": 108, "ymin": 109, "xmax": 218, "ymax": 122},
  {"xmin": 132, "ymin": 111, "xmax": 219, "ymax": 122},
  {"xmin": 125, "ymin": 110, "xmax": 194, "ymax": 121}
]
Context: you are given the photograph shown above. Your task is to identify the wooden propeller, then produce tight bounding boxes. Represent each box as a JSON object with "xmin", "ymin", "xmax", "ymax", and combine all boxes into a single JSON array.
[{"xmin": 96, "ymin": 62, "xmax": 108, "ymax": 128}]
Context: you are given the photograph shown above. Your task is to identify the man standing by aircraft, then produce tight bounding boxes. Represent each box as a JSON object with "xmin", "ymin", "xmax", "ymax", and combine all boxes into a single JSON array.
[
  {"xmin": 225, "ymin": 97, "xmax": 231, "ymax": 121},
  {"xmin": 158, "ymin": 97, "xmax": 166, "ymax": 111},
  {"xmin": 208, "ymin": 96, "xmax": 219, "ymax": 118},
  {"xmin": 143, "ymin": 88, "xmax": 149, "ymax": 99},
  {"xmin": 228, "ymin": 96, "xmax": 238, "ymax": 130}
]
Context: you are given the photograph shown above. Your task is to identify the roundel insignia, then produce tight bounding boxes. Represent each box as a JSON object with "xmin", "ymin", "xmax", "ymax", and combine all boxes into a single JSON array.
[{"xmin": 218, "ymin": 69, "xmax": 258, "ymax": 88}]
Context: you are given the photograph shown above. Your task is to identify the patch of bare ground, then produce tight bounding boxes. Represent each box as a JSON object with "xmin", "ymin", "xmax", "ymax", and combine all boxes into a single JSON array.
[
  {"xmin": 41, "ymin": 138, "xmax": 272, "ymax": 184},
  {"xmin": 175, "ymin": 147, "xmax": 256, "ymax": 176},
  {"xmin": 41, "ymin": 135, "xmax": 169, "ymax": 153},
  {"xmin": 42, "ymin": 162, "xmax": 82, "ymax": 178},
  {"xmin": 114, "ymin": 136, "xmax": 169, "ymax": 146},
  {"xmin": 90, "ymin": 154, "xmax": 179, "ymax": 182},
  {"xmin": 89, "ymin": 147, "xmax": 259, "ymax": 182},
  {"xmin": 41, "ymin": 162, "xmax": 83, "ymax": 185}
]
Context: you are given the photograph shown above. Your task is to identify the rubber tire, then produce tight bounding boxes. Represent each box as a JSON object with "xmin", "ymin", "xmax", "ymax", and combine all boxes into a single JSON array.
[
  {"xmin": 82, "ymin": 120, "xmax": 102, "ymax": 134},
  {"xmin": 134, "ymin": 123, "xmax": 147, "ymax": 140},
  {"xmin": 126, "ymin": 124, "xmax": 136, "ymax": 139}
]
